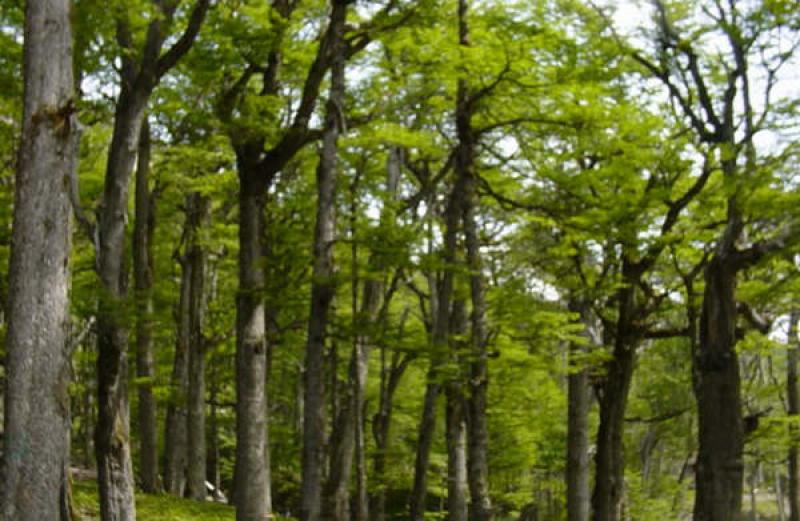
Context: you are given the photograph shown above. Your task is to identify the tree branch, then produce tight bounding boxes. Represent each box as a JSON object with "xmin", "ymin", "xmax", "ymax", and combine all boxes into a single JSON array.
[{"xmin": 157, "ymin": 0, "xmax": 212, "ymax": 78}]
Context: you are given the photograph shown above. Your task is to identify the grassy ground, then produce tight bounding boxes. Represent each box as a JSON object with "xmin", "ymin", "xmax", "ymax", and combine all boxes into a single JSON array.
[{"xmin": 72, "ymin": 480, "xmax": 237, "ymax": 521}]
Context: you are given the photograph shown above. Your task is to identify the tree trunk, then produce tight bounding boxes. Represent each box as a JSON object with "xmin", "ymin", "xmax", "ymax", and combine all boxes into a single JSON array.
[
  {"xmin": 163, "ymin": 244, "xmax": 192, "ymax": 496},
  {"xmin": 207, "ymin": 367, "xmax": 221, "ymax": 496},
  {"xmin": 1, "ymin": 0, "xmax": 76, "ymax": 517},
  {"xmin": 592, "ymin": 281, "xmax": 638, "ymax": 521},
  {"xmin": 325, "ymin": 146, "xmax": 402, "ymax": 521},
  {"xmin": 456, "ymin": 4, "xmax": 492, "ymax": 518},
  {"xmin": 234, "ymin": 165, "xmax": 271, "ymax": 521},
  {"xmin": 370, "ymin": 317, "xmax": 412, "ymax": 521},
  {"xmin": 410, "ymin": 380, "xmax": 442, "ymax": 521},
  {"xmin": 354, "ymin": 149, "xmax": 401, "ymax": 521},
  {"xmin": 324, "ymin": 385, "xmax": 355, "ymax": 520},
  {"xmin": 96, "ymin": 5, "xmax": 208, "ymax": 514},
  {"xmin": 186, "ymin": 193, "xmax": 210, "ymax": 501},
  {"xmin": 95, "ymin": 85, "xmax": 148, "ymax": 521},
  {"xmin": 447, "ymin": 388, "xmax": 469, "ymax": 521},
  {"xmin": 693, "ymin": 253, "xmax": 744, "ymax": 521},
  {"xmin": 411, "ymin": 125, "xmax": 466, "ymax": 521},
  {"xmin": 447, "ymin": 300, "xmax": 470, "ymax": 521},
  {"xmin": 788, "ymin": 310, "xmax": 799, "ymax": 521},
  {"xmin": 301, "ymin": 4, "xmax": 347, "ymax": 520},
  {"xmin": 566, "ymin": 301, "xmax": 592, "ymax": 521},
  {"xmin": 133, "ymin": 119, "xmax": 159, "ymax": 494}
]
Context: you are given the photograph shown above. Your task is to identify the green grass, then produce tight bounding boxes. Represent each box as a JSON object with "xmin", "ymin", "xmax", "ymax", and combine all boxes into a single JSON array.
[{"xmin": 73, "ymin": 480, "xmax": 236, "ymax": 521}]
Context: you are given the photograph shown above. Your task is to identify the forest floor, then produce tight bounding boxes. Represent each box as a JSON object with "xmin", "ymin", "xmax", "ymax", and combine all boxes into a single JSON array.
[{"xmin": 72, "ymin": 480, "xmax": 238, "ymax": 521}]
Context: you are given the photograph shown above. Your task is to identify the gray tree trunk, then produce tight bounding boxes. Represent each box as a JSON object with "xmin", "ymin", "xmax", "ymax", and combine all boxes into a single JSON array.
[
  {"xmin": 133, "ymin": 119, "xmax": 159, "ymax": 494},
  {"xmin": 1, "ymin": 0, "xmax": 77, "ymax": 517},
  {"xmin": 447, "ymin": 301, "xmax": 470, "ymax": 521},
  {"xmin": 95, "ymin": 85, "xmax": 146, "ymax": 521},
  {"xmin": 185, "ymin": 194, "xmax": 210, "ymax": 501},
  {"xmin": 163, "ymin": 245, "xmax": 192, "ymax": 496},
  {"xmin": 447, "ymin": 388, "xmax": 469, "ymax": 521},
  {"xmin": 96, "ymin": 3, "xmax": 208, "ymax": 518},
  {"xmin": 566, "ymin": 301, "xmax": 592, "ymax": 521},
  {"xmin": 456, "ymin": 3, "xmax": 492, "ymax": 518},
  {"xmin": 300, "ymin": 3, "xmax": 347, "ymax": 520},
  {"xmin": 410, "ymin": 159, "xmax": 465, "ymax": 521},
  {"xmin": 353, "ymin": 149, "xmax": 402, "ymax": 521},
  {"xmin": 233, "ymin": 166, "xmax": 271, "ymax": 521}
]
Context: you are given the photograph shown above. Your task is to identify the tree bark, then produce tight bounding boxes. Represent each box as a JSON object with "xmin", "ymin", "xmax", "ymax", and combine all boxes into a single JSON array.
[
  {"xmin": 410, "ymin": 119, "xmax": 466, "ymax": 521},
  {"xmin": 447, "ymin": 300, "xmax": 470, "ymax": 521},
  {"xmin": 207, "ymin": 364, "xmax": 222, "ymax": 495},
  {"xmin": 96, "ymin": 3, "xmax": 209, "ymax": 517},
  {"xmin": 1, "ymin": 0, "xmax": 76, "ymax": 517},
  {"xmin": 456, "ymin": 3, "xmax": 492, "ymax": 518},
  {"xmin": 163, "ymin": 244, "xmax": 192, "ymax": 496},
  {"xmin": 224, "ymin": 1, "xmax": 340, "ymax": 516},
  {"xmin": 566, "ymin": 301, "xmax": 592, "ymax": 521},
  {"xmin": 233, "ymin": 165, "xmax": 271, "ymax": 521},
  {"xmin": 789, "ymin": 310, "xmax": 799, "ymax": 521},
  {"xmin": 447, "ymin": 387, "xmax": 469, "ymax": 521},
  {"xmin": 133, "ymin": 119, "xmax": 159, "ymax": 494},
  {"xmin": 409, "ymin": 379, "xmax": 442, "ymax": 521},
  {"xmin": 592, "ymin": 279, "xmax": 638, "ymax": 521},
  {"xmin": 185, "ymin": 193, "xmax": 210, "ymax": 501},
  {"xmin": 95, "ymin": 82, "xmax": 146, "ymax": 521},
  {"xmin": 693, "ymin": 252, "xmax": 744, "ymax": 521},
  {"xmin": 300, "ymin": 3, "xmax": 347, "ymax": 520}
]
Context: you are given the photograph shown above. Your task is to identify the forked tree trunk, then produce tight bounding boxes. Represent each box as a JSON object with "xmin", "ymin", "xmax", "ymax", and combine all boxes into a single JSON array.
[
  {"xmin": 95, "ymin": 86, "xmax": 147, "ymax": 521},
  {"xmin": 410, "ymin": 212, "xmax": 463, "ymax": 518},
  {"xmin": 95, "ymin": 4, "xmax": 209, "ymax": 516},
  {"xmin": 1, "ymin": 0, "xmax": 77, "ymax": 517},
  {"xmin": 133, "ymin": 119, "xmax": 159, "ymax": 494},
  {"xmin": 411, "ymin": 129, "xmax": 466, "ymax": 521}
]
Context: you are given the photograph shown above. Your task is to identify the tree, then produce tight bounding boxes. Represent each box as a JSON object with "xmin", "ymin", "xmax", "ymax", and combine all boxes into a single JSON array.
[
  {"xmin": 632, "ymin": 2, "xmax": 800, "ymax": 518},
  {"xmin": 133, "ymin": 119, "xmax": 159, "ymax": 494},
  {"xmin": 301, "ymin": 3, "xmax": 348, "ymax": 519},
  {"xmin": 1, "ymin": 0, "xmax": 78, "ymax": 518},
  {"xmin": 91, "ymin": 1, "xmax": 209, "ymax": 518}
]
